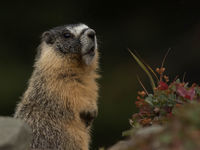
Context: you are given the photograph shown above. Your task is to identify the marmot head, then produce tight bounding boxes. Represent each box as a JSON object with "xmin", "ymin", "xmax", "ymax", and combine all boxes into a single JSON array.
[{"xmin": 38, "ymin": 23, "xmax": 98, "ymax": 66}]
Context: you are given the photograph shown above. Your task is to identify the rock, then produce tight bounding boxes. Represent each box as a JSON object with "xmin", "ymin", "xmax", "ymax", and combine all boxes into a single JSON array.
[
  {"xmin": 108, "ymin": 125, "xmax": 164, "ymax": 150},
  {"xmin": 0, "ymin": 117, "xmax": 32, "ymax": 150}
]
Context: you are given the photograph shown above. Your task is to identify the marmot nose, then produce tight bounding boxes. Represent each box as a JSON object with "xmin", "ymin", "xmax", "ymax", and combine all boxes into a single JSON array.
[{"xmin": 87, "ymin": 30, "xmax": 96, "ymax": 41}]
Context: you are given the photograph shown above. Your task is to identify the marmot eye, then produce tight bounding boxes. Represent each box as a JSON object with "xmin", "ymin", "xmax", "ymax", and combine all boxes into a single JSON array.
[{"xmin": 63, "ymin": 32, "xmax": 71, "ymax": 38}]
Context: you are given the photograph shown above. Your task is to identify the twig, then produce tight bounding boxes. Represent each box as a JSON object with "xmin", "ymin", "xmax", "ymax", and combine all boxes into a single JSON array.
[
  {"xmin": 161, "ymin": 48, "xmax": 171, "ymax": 69},
  {"xmin": 160, "ymin": 48, "xmax": 171, "ymax": 81},
  {"xmin": 182, "ymin": 72, "xmax": 186, "ymax": 82},
  {"xmin": 137, "ymin": 76, "xmax": 149, "ymax": 96}
]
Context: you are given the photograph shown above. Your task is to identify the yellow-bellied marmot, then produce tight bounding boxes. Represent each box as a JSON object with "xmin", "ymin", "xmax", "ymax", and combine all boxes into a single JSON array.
[{"xmin": 14, "ymin": 23, "xmax": 100, "ymax": 150}]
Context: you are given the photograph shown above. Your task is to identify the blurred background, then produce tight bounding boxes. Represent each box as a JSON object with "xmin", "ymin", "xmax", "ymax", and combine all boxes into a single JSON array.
[{"xmin": 0, "ymin": 0, "xmax": 200, "ymax": 149}]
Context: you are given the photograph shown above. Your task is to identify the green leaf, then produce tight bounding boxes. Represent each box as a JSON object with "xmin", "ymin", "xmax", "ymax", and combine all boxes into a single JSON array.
[
  {"xmin": 145, "ymin": 94, "xmax": 154, "ymax": 106},
  {"xmin": 129, "ymin": 49, "xmax": 156, "ymax": 91},
  {"xmin": 184, "ymin": 82, "xmax": 189, "ymax": 88},
  {"xmin": 170, "ymin": 84, "xmax": 176, "ymax": 92},
  {"xmin": 175, "ymin": 79, "xmax": 181, "ymax": 84},
  {"xmin": 195, "ymin": 87, "xmax": 200, "ymax": 96}
]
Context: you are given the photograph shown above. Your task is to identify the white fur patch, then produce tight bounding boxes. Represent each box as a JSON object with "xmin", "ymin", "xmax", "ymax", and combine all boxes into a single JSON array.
[{"xmin": 66, "ymin": 24, "xmax": 89, "ymax": 37}]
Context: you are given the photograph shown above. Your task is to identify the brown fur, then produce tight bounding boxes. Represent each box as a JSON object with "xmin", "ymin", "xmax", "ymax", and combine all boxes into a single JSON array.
[{"xmin": 14, "ymin": 42, "xmax": 99, "ymax": 150}]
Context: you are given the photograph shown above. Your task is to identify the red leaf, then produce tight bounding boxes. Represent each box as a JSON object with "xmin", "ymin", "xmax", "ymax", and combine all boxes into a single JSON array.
[
  {"xmin": 176, "ymin": 85, "xmax": 195, "ymax": 100},
  {"xmin": 158, "ymin": 81, "xmax": 168, "ymax": 90},
  {"xmin": 187, "ymin": 87, "xmax": 195, "ymax": 100}
]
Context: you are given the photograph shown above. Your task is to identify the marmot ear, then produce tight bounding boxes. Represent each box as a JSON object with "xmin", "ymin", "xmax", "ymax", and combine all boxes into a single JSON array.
[{"xmin": 42, "ymin": 31, "xmax": 55, "ymax": 44}]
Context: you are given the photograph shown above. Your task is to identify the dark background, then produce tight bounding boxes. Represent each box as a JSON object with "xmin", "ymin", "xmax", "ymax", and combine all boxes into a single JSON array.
[{"xmin": 1, "ymin": 0, "xmax": 200, "ymax": 149}]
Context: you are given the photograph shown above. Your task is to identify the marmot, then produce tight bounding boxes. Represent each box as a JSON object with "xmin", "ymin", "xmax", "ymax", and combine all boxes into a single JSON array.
[{"xmin": 14, "ymin": 23, "xmax": 100, "ymax": 150}]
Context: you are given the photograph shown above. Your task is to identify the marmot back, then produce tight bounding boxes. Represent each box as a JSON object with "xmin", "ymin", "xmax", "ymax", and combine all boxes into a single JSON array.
[{"xmin": 14, "ymin": 23, "xmax": 100, "ymax": 150}]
